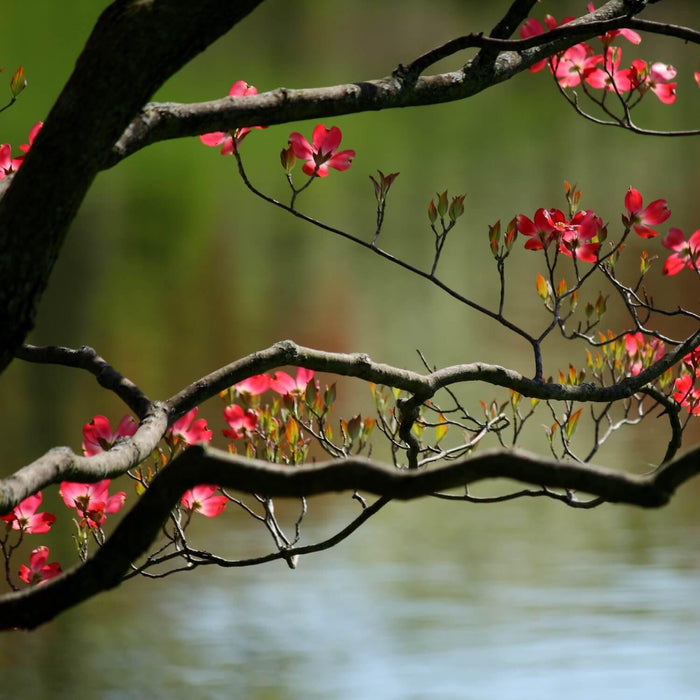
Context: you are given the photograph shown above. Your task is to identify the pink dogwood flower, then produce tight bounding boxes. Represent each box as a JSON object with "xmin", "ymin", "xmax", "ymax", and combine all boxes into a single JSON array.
[
  {"xmin": 586, "ymin": 47, "xmax": 635, "ymax": 92},
  {"xmin": 181, "ymin": 485, "xmax": 227, "ymax": 517},
  {"xmin": 623, "ymin": 187, "xmax": 671, "ymax": 239},
  {"xmin": 11, "ymin": 121, "xmax": 43, "ymax": 169},
  {"xmin": 661, "ymin": 227, "xmax": 700, "ymax": 276},
  {"xmin": 169, "ymin": 407, "xmax": 213, "ymax": 446},
  {"xmin": 60, "ymin": 480, "xmax": 126, "ymax": 529},
  {"xmin": 673, "ymin": 374, "xmax": 700, "ymax": 414},
  {"xmin": 630, "ymin": 60, "xmax": 677, "ymax": 104},
  {"xmin": 554, "ymin": 44, "xmax": 601, "ymax": 88},
  {"xmin": 517, "ymin": 208, "xmax": 602, "ymax": 261},
  {"xmin": 18, "ymin": 546, "xmax": 61, "ymax": 586},
  {"xmin": 199, "ymin": 81, "xmax": 264, "ymax": 154},
  {"xmin": 288, "ymin": 125, "xmax": 355, "ymax": 177},
  {"xmin": 516, "ymin": 209, "xmax": 559, "ymax": 250},
  {"xmin": 270, "ymin": 368, "xmax": 315, "ymax": 395},
  {"xmin": 82, "ymin": 414, "xmax": 138, "ymax": 456},
  {"xmin": 557, "ymin": 210, "xmax": 602, "ymax": 263},
  {"xmin": 1, "ymin": 492, "xmax": 56, "ymax": 534},
  {"xmin": 223, "ymin": 404, "xmax": 258, "ymax": 439}
]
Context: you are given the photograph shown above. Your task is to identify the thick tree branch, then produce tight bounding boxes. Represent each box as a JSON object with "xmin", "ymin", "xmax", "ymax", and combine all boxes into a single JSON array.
[
  {"xmin": 0, "ymin": 0, "xmax": 264, "ymax": 373},
  {"xmin": 2, "ymin": 441, "xmax": 699, "ymax": 630}
]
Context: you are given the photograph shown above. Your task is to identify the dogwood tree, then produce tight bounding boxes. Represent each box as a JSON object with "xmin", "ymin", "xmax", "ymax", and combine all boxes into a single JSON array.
[{"xmin": 1, "ymin": 0, "xmax": 699, "ymax": 629}]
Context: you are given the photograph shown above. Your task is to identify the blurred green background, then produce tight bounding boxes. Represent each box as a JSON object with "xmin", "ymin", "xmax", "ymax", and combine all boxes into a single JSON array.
[{"xmin": 2, "ymin": 1, "xmax": 700, "ymax": 697}]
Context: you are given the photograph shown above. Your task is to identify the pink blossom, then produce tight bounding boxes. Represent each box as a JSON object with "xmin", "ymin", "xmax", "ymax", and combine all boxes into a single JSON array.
[
  {"xmin": 554, "ymin": 45, "xmax": 600, "ymax": 88},
  {"xmin": 557, "ymin": 210, "xmax": 602, "ymax": 263},
  {"xmin": 631, "ymin": 60, "xmax": 676, "ymax": 104},
  {"xmin": 199, "ymin": 81, "xmax": 264, "ymax": 154},
  {"xmin": 623, "ymin": 187, "xmax": 671, "ymax": 239},
  {"xmin": 661, "ymin": 227, "xmax": 700, "ymax": 276},
  {"xmin": 169, "ymin": 408, "xmax": 213, "ymax": 445},
  {"xmin": 1, "ymin": 492, "xmax": 56, "ymax": 534},
  {"xmin": 223, "ymin": 404, "xmax": 258, "ymax": 439},
  {"xmin": 288, "ymin": 125, "xmax": 355, "ymax": 177},
  {"xmin": 270, "ymin": 368, "xmax": 315, "ymax": 395},
  {"xmin": 517, "ymin": 208, "xmax": 602, "ymax": 260},
  {"xmin": 673, "ymin": 374, "xmax": 700, "ymax": 414},
  {"xmin": 695, "ymin": 72, "xmax": 700, "ymax": 88},
  {"xmin": 235, "ymin": 374, "xmax": 271, "ymax": 396},
  {"xmin": 18, "ymin": 546, "xmax": 61, "ymax": 586},
  {"xmin": 586, "ymin": 47, "xmax": 635, "ymax": 92},
  {"xmin": 181, "ymin": 485, "xmax": 227, "ymax": 517},
  {"xmin": 82, "ymin": 414, "xmax": 138, "ymax": 456},
  {"xmin": 516, "ymin": 209, "xmax": 559, "ymax": 250},
  {"xmin": 60, "ymin": 480, "xmax": 126, "ymax": 528}
]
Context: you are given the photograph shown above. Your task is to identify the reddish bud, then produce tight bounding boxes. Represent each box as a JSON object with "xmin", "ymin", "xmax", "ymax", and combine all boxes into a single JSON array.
[
  {"xmin": 436, "ymin": 191, "xmax": 449, "ymax": 219},
  {"xmin": 10, "ymin": 66, "xmax": 26, "ymax": 98},
  {"xmin": 448, "ymin": 194, "xmax": 466, "ymax": 222},
  {"xmin": 428, "ymin": 200, "xmax": 438, "ymax": 225},
  {"xmin": 370, "ymin": 170, "xmax": 399, "ymax": 203},
  {"xmin": 280, "ymin": 145, "xmax": 296, "ymax": 172}
]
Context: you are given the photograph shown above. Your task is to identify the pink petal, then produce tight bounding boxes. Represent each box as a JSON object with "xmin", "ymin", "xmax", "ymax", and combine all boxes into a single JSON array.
[
  {"xmin": 642, "ymin": 199, "xmax": 670, "ymax": 225},
  {"xmin": 318, "ymin": 126, "xmax": 342, "ymax": 155},
  {"xmin": 199, "ymin": 132, "xmax": 226, "ymax": 147},
  {"xmin": 663, "ymin": 253, "xmax": 686, "ymax": 276},
  {"xmin": 650, "ymin": 63, "xmax": 676, "ymax": 82},
  {"xmin": 198, "ymin": 495, "xmax": 227, "ymax": 518},
  {"xmin": 327, "ymin": 149, "xmax": 355, "ymax": 171},
  {"xmin": 651, "ymin": 83, "xmax": 676, "ymax": 104},
  {"xmin": 296, "ymin": 368, "xmax": 314, "ymax": 388},
  {"xmin": 104, "ymin": 492, "xmax": 126, "ymax": 514},
  {"xmin": 520, "ymin": 18, "xmax": 544, "ymax": 39},
  {"xmin": 288, "ymin": 132, "xmax": 313, "ymax": 160},
  {"xmin": 625, "ymin": 187, "xmax": 643, "ymax": 215},
  {"xmin": 115, "ymin": 415, "xmax": 138, "ymax": 438},
  {"xmin": 229, "ymin": 80, "xmax": 257, "ymax": 97},
  {"xmin": 662, "ymin": 227, "xmax": 686, "ymax": 251},
  {"xmin": 235, "ymin": 374, "xmax": 270, "ymax": 395},
  {"xmin": 29, "ymin": 546, "xmax": 49, "ymax": 570},
  {"xmin": 270, "ymin": 371, "xmax": 296, "ymax": 395}
]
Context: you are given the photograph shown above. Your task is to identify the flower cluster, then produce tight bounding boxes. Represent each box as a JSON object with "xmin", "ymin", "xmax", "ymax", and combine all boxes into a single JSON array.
[
  {"xmin": 287, "ymin": 124, "xmax": 355, "ymax": 178},
  {"xmin": 517, "ymin": 206, "xmax": 605, "ymax": 263},
  {"xmin": 221, "ymin": 368, "xmax": 317, "ymax": 464},
  {"xmin": 521, "ymin": 6, "xmax": 679, "ymax": 104},
  {"xmin": 517, "ymin": 185, "xmax": 674, "ymax": 267}
]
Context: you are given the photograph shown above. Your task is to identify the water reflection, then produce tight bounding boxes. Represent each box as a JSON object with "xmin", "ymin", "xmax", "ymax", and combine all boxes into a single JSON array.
[{"xmin": 4, "ymin": 494, "xmax": 700, "ymax": 698}]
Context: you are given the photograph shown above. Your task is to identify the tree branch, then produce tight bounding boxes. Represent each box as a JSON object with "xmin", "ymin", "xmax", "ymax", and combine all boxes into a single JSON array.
[
  {"xmin": 16, "ymin": 344, "xmax": 152, "ymax": 419},
  {"xmin": 2, "ymin": 336, "xmax": 696, "ymax": 514},
  {"xmin": 2, "ymin": 440, "xmax": 699, "ymax": 630},
  {"xmin": 104, "ymin": 0, "xmax": 684, "ymax": 166}
]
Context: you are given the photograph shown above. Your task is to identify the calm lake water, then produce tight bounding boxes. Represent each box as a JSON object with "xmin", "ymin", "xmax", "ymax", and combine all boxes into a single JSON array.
[{"xmin": 3, "ymin": 490, "xmax": 700, "ymax": 699}]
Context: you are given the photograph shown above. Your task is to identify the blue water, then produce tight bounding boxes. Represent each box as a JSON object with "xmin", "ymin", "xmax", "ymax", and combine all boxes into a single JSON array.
[{"xmin": 3, "ymin": 494, "xmax": 700, "ymax": 699}]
